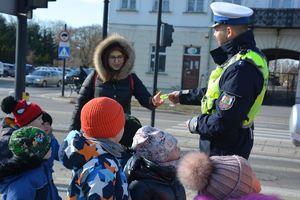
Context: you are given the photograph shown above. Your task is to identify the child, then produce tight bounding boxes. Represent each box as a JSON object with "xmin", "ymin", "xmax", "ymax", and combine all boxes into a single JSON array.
[
  {"xmin": 42, "ymin": 111, "xmax": 60, "ymax": 164},
  {"xmin": 177, "ymin": 152, "xmax": 282, "ymax": 200},
  {"xmin": 0, "ymin": 126, "xmax": 52, "ymax": 199},
  {"xmin": 0, "ymin": 95, "xmax": 45, "ymax": 179},
  {"xmin": 124, "ymin": 126, "xmax": 186, "ymax": 200},
  {"xmin": 41, "ymin": 112, "xmax": 61, "ymax": 200},
  {"xmin": 59, "ymin": 97, "xmax": 130, "ymax": 199},
  {"xmin": 0, "ymin": 96, "xmax": 61, "ymax": 200}
]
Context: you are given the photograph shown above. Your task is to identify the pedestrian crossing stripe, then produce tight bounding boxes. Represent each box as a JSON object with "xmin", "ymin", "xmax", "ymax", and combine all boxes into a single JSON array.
[{"xmin": 58, "ymin": 46, "xmax": 70, "ymax": 58}]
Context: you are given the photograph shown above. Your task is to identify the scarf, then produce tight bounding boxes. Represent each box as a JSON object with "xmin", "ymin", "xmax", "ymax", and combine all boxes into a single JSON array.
[{"xmin": 87, "ymin": 137, "xmax": 125, "ymax": 158}]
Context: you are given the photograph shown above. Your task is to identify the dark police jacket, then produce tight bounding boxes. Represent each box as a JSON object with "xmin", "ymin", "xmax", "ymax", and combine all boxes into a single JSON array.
[
  {"xmin": 124, "ymin": 155, "xmax": 186, "ymax": 200},
  {"xmin": 180, "ymin": 30, "xmax": 265, "ymax": 159}
]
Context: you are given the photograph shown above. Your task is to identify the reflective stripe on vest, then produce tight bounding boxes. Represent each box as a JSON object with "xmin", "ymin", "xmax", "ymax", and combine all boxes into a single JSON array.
[{"xmin": 201, "ymin": 50, "xmax": 269, "ymax": 127}]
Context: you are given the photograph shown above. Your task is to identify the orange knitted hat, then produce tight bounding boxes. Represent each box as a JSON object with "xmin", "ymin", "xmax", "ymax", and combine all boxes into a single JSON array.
[{"xmin": 81, "ymin": 97, "xmax": 125, "ymax": 139}]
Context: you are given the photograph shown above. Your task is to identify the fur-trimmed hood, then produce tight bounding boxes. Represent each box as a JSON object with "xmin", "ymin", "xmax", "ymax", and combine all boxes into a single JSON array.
[{"xmin": 93, "ymin": 33, "xmax": 135, "ymax": 82}]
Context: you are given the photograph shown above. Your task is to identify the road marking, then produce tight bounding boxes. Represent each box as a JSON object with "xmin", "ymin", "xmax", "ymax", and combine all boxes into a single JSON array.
[{"xmin": 261, "ymin": 185, "xmax": 300, "ymax": 199}]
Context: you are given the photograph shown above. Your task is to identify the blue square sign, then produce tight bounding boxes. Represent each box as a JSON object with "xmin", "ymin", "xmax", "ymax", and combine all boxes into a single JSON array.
[{"xmin": 58, "ymin": 46, "xmax": 70, "ymax": 59}]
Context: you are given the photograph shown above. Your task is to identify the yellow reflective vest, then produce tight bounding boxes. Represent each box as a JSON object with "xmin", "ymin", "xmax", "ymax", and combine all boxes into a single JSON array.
[{"xmin": 201, "ymin": 50, "xmax": 269, "ymax": 127}]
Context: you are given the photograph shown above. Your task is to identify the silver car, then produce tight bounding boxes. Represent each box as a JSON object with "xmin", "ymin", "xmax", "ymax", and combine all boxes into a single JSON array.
[{"xmin": 26, "ymin": 70, "xmax": 62, "ymax": 87}]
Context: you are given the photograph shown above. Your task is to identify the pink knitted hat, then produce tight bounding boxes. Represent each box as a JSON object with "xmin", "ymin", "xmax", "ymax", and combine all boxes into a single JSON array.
[{"xmin": 177, "ymin": 152, "xmax": 261, "ymax": 200}]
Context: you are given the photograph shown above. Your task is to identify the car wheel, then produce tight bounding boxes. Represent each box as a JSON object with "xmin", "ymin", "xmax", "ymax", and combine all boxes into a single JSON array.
[
  {"xmin": 57, "ymin": 80, "xmax": 62, "ymax": 87},
  {"xmin": 3, "ymin": 71, "xmax": 8, "ymax": 77},
  {"xmin": 41, "ymin": 81, "xmax": 47, "ymax": 87}
]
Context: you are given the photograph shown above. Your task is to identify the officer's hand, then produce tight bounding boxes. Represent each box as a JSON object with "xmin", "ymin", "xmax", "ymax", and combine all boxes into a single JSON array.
[
  {"xmin": 152, "ymin": 91, "xmax": 164, "ymax": 107},
  {"xmin": 168, "ymin": 91, "xmax": 180, "ymax": 104},
  {"xmin": 186, "ymin": 116, "xmax": 198, "ymax": 134}
]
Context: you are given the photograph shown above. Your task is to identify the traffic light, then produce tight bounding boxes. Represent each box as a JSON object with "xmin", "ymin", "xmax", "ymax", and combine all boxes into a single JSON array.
[
  {"xmin": 26, "ymin": 0, "xmax": 56, "ymax": 10},
  {"xmin": 160, "ymin": 23, "xmax": 174, "ymax": 47}
]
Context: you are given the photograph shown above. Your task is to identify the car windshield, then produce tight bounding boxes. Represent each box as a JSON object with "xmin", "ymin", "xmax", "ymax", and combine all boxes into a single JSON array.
[{"xmin": 31, "ymin": 70, "xmax": 49, "ymax": 76}]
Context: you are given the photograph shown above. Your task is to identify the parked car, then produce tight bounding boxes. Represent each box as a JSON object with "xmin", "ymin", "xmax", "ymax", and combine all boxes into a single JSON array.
[
  {"xmin": 26, "ymin": 70, "xmax": 62, "ymax": 87},
  {"xmin": 0, "ymin": 61, "xmax": 3, "ymax": 77},
  {"xmin": 3, "ymin": 63, "xmax": 15, "ymax": 77},
  {"xmin": 64, "ymin": 68, "xmax": 92, "ymax": 84},
  {"xmin": 25, "ymin": 64, "xmax": 35, "ymax": 75}
]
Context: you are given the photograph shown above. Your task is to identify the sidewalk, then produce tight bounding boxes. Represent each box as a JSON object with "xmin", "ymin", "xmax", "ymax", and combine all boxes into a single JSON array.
[{"xmin": 47, "ymin": 93, "xmax": 299, "ymax": 199}]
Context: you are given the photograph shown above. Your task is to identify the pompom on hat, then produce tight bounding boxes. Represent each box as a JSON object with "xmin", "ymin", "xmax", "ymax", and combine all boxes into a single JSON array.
[
  {"xmin": 177, "ymin": 152, "xmax": 261, "ymax": 200},
  {"xmin": 80, "ymin": 97, "xmax": 125, "ymax": 139},
  {"xmin": 210, "ymin": 2, "xmax": 253, "ymax": 27},
  {"xmin": 9, "ymin": 126, "xmax": 51, "ymax": 159},
  {"xmin": 1, "ymin": 96, "xmax": 43, "ymax": 127},
  {"xmin": 131, "ymin": 126, "xmax": 178, "ymax": 164}
]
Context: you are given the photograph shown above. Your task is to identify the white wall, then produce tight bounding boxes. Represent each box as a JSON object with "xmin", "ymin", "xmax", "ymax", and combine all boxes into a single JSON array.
[{"xmin": 108, "ymin": 0, "xmax": 300, "ymax": 91}]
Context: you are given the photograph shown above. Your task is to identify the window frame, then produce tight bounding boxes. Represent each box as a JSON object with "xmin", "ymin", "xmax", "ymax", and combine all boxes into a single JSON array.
[
  {"xmin": 187, "ymin": 0, "xmax": 204, "ymax": 13},
  {"xmin": 120, "ymin": 0, "xmax": 136, "ymax": 10},
  {"xmin": 222, "ymin": 0, "xmax": 242, "ymax": 5},
  {"xmin": 149, "ymin": 45, "xmax": 166, "ymax": 72},
  {"xmin": 152, "ymin": 0, "xmax": 170, "ymax": 12},
  {"xmin": 270, "ymin": 0, "xmax": 292, "ymax": 8}
]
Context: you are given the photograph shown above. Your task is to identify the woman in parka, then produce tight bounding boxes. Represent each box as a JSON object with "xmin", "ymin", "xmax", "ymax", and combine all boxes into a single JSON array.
[{"xmin": 69, "ymin": 33, "xmax": 163, "ymax": 147}]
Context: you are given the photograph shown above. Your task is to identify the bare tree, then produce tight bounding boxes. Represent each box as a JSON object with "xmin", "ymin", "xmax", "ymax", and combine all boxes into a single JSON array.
[{"xmin": 71, "ymin": 25, "xmax": 102, "ymax": 67}]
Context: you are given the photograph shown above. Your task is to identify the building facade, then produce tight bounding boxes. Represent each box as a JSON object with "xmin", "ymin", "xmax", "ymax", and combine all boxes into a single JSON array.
[{"xmin": 108, "ymin": 0, "xmax": 300, "ymax": 105}]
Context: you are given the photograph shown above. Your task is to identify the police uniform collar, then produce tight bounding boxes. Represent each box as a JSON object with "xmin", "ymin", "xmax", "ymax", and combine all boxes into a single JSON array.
[
  {"xmin": 210, "ymin": 30, "xmax": 255, "ymax": 65},
  {"xmin": 210, "ymin": 2, "xmax": 253, "ymax": 27}
]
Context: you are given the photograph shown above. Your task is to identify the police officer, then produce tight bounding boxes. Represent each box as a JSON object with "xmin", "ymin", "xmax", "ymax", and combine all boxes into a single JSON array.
[{"xmin": 168, "ymin": 2, "xmax": 269, "ymax": 159}]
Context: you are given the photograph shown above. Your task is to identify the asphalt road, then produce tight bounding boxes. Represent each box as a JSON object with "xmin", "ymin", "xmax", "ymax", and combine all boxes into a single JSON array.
[{"xmin": 0, "ymin": 77, "xmax": 299, "ymax": 200}]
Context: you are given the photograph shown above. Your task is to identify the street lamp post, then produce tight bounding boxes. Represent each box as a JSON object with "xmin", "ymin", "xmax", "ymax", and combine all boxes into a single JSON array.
[
  {"xmin": 151, "ymin": 0, "xmax": 163, "ymax": 127},
  {"xmin": 102, "ymin": 0, "xmax": 109, "ymax": 39}
]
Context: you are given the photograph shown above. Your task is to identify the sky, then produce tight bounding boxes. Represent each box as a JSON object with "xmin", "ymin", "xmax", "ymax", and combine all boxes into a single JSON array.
[{"xmin": 14, "ymin": 0, "xmax": 104, "ymax": 28}]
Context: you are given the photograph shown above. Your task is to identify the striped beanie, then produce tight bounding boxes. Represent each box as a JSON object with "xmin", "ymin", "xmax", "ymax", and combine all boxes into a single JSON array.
[{"xmin": 81, "ymin": 97, "xmax": 125, "ymax": 138}]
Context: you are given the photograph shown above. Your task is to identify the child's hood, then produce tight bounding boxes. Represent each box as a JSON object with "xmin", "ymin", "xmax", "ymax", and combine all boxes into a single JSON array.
[{"xmin": 59, "ymin": 130, "xmax": 109, "ymax": 170}]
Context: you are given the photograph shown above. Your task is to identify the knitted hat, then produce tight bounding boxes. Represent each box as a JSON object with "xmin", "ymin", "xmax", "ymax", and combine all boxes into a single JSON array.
[
  {"xmin": 1, "ymin": 96, "xmax": 43, "ymax": 127},
  {"xmin": 9, "ymin": 126, "xmax": 51, "ymax": 159},
  {"xmin": 177, "ymin": 152, "xmax": 261, "ymax": 200},
  {"xmin": 81, "ymin": 97, "xmax": 125, "ymax": 138},
  {"xmin": 131, "ymin": 126, "xmax": 178, "ymax": 163}
]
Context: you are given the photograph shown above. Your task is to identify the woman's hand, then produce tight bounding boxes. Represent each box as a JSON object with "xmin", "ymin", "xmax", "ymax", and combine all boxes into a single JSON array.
[{"xmin": 152, "ymin": 91, "xmax": 164, "ymax": 107}]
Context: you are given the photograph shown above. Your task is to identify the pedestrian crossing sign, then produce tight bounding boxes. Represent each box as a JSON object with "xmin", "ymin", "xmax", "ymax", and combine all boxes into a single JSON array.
[{"xmin": 58, "ymin": 46, "xmax": 70, "ymax": 59}]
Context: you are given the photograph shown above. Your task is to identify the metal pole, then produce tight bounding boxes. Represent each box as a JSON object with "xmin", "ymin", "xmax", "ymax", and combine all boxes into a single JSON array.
[
  {"xmin": 61, "ymin": 24, "xmax": 67, "ymax": 97},
  {"xmin": 151, "ymin": 0, "xmax": 163, "ymax": 127},
  {"xmin": 15, "ymin": 3, "xmax": 27, "ymax": 100},
  {"xmin": 102, "ymin": 0, "xmax": 109, "ymax": 39}
]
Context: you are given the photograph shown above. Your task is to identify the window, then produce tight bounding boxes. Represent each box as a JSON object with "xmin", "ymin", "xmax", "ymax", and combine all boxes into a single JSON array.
[
  {"xmin": 187, "ymin": 0, "xmax": 204, "ymax": 12},
  {"xmin": 121, "ymin": 0, "xmax": 136, "ymax": 10},
  {"xmin": 152, "ymin": 0, "xmax": 170, "ymax": 12},
  {"xmin": 270, "ymin": 0, "xmax": 292, "ymax": 8},
  {"xmin": 223, "ymin": 0, "xmax": 242, "ymax": 5},
  {"xmin": 150, "ymin": 45, "xmax": 166, "ymax": 72}
]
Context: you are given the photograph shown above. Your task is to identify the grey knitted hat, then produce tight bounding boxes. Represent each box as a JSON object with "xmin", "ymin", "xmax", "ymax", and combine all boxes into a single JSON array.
[{"xmin": 177, "ymin": 152, "xmax": 261, "ymax": 200}]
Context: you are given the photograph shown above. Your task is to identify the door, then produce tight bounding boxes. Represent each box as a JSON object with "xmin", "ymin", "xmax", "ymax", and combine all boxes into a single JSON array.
[{"xmin": 181, "ymin": 46, "xmax": 201, "ymax": 89}]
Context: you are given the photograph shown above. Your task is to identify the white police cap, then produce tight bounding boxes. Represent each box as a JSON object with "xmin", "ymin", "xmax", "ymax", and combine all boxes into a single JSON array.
[{"xmin": 210, "ymin": 2, "xmax": 253, "ymax": 27}]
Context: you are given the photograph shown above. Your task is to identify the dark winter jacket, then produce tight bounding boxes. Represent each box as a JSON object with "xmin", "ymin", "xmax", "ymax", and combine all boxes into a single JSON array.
[
  {"xmin": 0, "ymin": 165, "xmax": 50, "ymax": 200},
  {"xmin": 70, "ymin": 34, "xmax": 156, "ymax": 131},
  {"xmin": 180, "ymin": 30, "xmax": 265, "ymax": 159},
  {"xmin": 124, "ymin": 155, "xmax": 186, "ymax": 200},
  {"xmin": 0, "ymin": 118, "xmax": 61, "ymax": 200},
  {"xmin": 0, "ymin": 118, "xmax": 43, "ymax": 180}
]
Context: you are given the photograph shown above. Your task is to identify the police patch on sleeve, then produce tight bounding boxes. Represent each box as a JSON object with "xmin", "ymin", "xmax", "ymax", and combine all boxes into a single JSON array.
[{"xmin": 218, "ymin": 93, "xmax": 235, "ymax": 110}]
